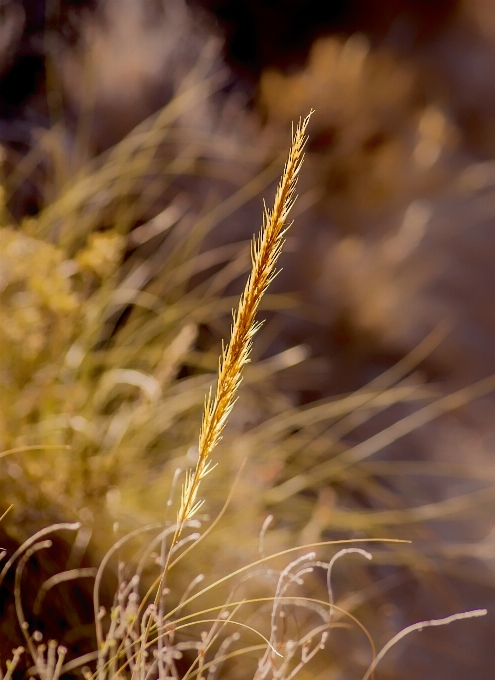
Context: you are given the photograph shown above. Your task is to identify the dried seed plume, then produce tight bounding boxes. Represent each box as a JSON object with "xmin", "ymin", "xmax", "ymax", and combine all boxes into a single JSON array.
[{"xmin": 178, "ymin": 112, "xmax": 312, "ymax": 530}]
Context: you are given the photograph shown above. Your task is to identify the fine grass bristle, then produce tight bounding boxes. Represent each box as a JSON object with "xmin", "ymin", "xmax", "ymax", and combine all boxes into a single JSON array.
[{"xmin": 177, "ymin": 112, "xmax": 313, "ymax": 533}]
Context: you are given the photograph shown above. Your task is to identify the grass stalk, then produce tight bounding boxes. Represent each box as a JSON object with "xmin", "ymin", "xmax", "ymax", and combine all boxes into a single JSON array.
[{"xmin": 143, "ymin": 113, "xmax": 313, "ymax": 655}]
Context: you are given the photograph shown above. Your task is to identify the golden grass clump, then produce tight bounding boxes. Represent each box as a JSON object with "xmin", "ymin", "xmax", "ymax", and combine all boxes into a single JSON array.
[
  {"xmin": 0, "ymin": 6, "xmax": 493, "ymax": 670},
  {"xmin": 0, "ymin": 38, "xmax": 273, "ymax": 530},
  {"xmin": 0, "ymin": 100, "xmax": 488, "ymax": 680}
]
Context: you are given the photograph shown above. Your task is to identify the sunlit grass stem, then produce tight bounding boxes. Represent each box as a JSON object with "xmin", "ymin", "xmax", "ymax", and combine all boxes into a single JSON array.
[{"xmin": 139, "ymin": 113, "xmax": 313, "ymax": 669}]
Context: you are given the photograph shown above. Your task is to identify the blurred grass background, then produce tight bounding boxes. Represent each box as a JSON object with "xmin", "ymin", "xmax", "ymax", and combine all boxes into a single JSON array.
[{"xmin": 2, "ymin": 0, "xmax": 495, "ymax": 677}]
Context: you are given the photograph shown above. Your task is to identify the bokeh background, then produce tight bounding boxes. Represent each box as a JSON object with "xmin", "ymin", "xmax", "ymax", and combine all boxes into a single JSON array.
[{"xmin": 2, "ymin": 1, "xmax": 495, "ymax": 678}]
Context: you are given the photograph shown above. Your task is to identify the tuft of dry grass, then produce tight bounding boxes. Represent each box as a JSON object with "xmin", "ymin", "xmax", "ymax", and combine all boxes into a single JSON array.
[
  {"xmin": 0, "ymin": 93, "xmax": 488, "ymax": 678},
  {"xmin": 0, "ymin": 6, "xmax": 493, "ymax": 671}
]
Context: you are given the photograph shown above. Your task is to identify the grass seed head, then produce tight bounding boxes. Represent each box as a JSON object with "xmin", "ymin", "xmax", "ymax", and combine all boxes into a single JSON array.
[{"xmin": 177, "ymin": 112, "xmax": 313, "ymax": 528}]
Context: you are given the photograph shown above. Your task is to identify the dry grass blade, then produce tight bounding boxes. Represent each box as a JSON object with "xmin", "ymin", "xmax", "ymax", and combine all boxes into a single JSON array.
[{"xmin": 177, "ymin": 112, "xmax": 313, "ymax": 532}]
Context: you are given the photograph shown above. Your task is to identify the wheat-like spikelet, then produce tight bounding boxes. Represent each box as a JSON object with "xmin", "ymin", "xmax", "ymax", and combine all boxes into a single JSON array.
[{"xmin": 177, "ymin": 112, "xmax": 312, "ymax": 531}]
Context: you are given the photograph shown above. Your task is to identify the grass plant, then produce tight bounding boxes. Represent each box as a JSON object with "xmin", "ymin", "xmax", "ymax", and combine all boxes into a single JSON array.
[
  {"xmin": 0, "ymin": 5, "xmax": 493, "ymax": 670},
  {"xmin": 0, "ymin": 106, "xmax": 488, "ymax": 680}
]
